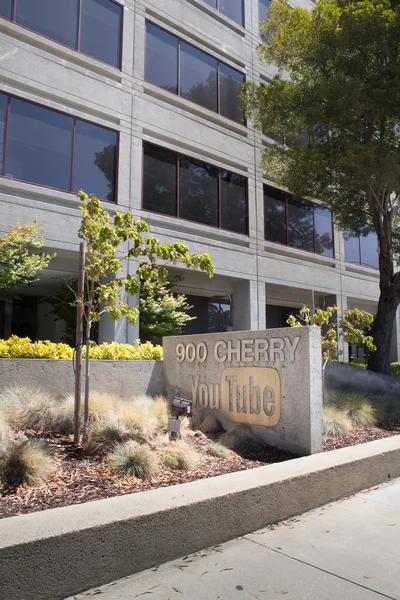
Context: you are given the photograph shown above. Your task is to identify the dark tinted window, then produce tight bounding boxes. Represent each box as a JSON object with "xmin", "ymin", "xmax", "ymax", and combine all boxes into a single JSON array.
[
  {"xmin": 203, "ymin": 0, "xmax": 217, "ymax": 6},
  {"xmin": 80, "ymin": 0, "xmax": 122, "ymax": 68},
  {"xmin": 314, "ymin": 206, "xmax": 333, "ymax": 257},
  {"xmin": 264, "ymin": 186, "xmax": 286, "ymax": 245},
  {"xmin": 219, "ymin": 0, "xmax": 244, "ymax": 26},
  {"xmin": 220, "ymin": 170, "xmax": 247, "ymax": 234},
  {"xmin": 16, "ymin": 0, "xmax": 79, "ymax": 48},
  {"xmin": 143, "ymin": 143, "xmax": 177, "ymax": 216},
  {"xmin": 179, "ymin": 156, "xmax": 218, "ymax": 227},
  {"xmin": 74, "ymin": 120, "xmax": 117, "ymax": 202},
  {"xmin": 220, "ymin": 63, "xmax": 244, "ymax": 123},
  {"xmin": 7, "ymin": 98, "xmax": 73, "ymax": 191},
  {"xmin": 145, "ymin": 23, "xmax": 178, "ymax": 94},
  {"xmin": 0, "ymin": 93, "xmax": 7, "ymax": 174},
  {"xmin": 0, "ymin": 0, "xmax": 13, "ymax": 19},
  {"xmin": 361, "ymin": 232, "xmax": 379, "ymax": 268},
  {"xmin": 287, "ymin": 198, "xmax": 314, "ymax": 252},
  {"xmin": 180, "ymin": 42, "xmax": 218, "ymax": 113}
]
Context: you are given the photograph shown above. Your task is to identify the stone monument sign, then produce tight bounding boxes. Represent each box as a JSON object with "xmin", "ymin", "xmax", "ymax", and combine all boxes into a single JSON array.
[{"xmin": 163, "ymin": 327, "xmax": 323, "ymax": 455}]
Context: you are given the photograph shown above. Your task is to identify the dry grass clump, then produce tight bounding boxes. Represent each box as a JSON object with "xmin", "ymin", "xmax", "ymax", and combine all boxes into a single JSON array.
[
  {"xmin": 0, "ymin": 412, "xmax": 12, "ymax": 444},
  {"xmin": 164, "ymin": 440, "xmax": 200, "ymax": 471},
  {"xmin": 0, "ymin": 386, "xmax": 54, "ymax": 428},
  {"xmin": 199, "ymin": 414, "xmax": 222, "ymax": 435},
  {"xmin": 323, "ymin": 405, "xmax": 352, "ymax": 437},
  {"xmin": 108, "ymin": 441, "xmax": 159, "ymax": 478},
  {"xmin": 116, "ymin": 395, "xmax": 169, "ymax": 437},
  {"xmin": 219, "ymin": 422, "xmax": 262, "ymax": 453},
  {"xmin": 332, "ymin": 392, "xmax": 378, "ymax": 428},
  {"xmin": 85, "ymin": 419, "xmax": 143, "ymax": 457},
  {"xmin": 206, "ymin": 442, "xmax": 230, "ymax": 459},
  {"xmin": 0, "ymin": 440, "xmax": 55, "ymax": 487}
]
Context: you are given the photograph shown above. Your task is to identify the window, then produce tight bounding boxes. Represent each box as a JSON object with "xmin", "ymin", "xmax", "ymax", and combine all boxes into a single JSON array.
[
  {"xmin": 145, "ymin": 23, "xmax": 178, "ymax": 94},
  {"xmin": 259, "ymin": 0, "xmax": 270, "ymax": 25},
  {"xmin": 142, "ymin": 142, "xmax": 248, "ymax": 234},
  {"xmin": 264, "ymin": 186, "xmax": 287, "ymax": 245},
  {"xmin": 0, "ymin": 0, "xmax": 12, "ymax": 19},
  {"xmin": 266, "ymin": 305, "xmax": 300, "ymax": 329},
  {"xmin": 184, "ymin": 295, "xmax": 232, "ymax": 335},
  {"xmin": 16, "ymin": 0, "xmax": 79, "ymax": 49},
  {"xmin": 3, "ymin": 0, "xmax": 122, "ymax": 68},
  {"xmin": 0, "ymin": 92, "xmax": 118, "ymax": 201},
  {"xmin": 73, "ymin": 120, "xmax": 117, "ymax": 203},
  {"xmin": 202, "ymin": 0, "xmax": 244, "ymax": 26},
  {"xmin": 7, "ymin": 98, "xmax": 73, "ymax": 191},
  {"xmin": 145, "ymin": 22, "xmax": 245, "ymax": 124},
  {"xmin": 80, "ymin": 0, "xmax": 122, "ymax": 68},
  {"xmin": 220, "ymin": 170, "xmax": 247, "ymax": 234},
  {"xmin": 143, "ymin": 143, "xmax": 177, "ymax": 216},
  {"xmin": 264, "ymin": 184, "xmax": 334, "ymax": 257},
  {"xmin": 179, "ymin": 156, "xmax": 219, "ymax": 227},
  {"xmin": 0, "ymin": 93, "xmax": 8, "ymax": 170},
  {"xmin": 220, "ymin": 63, "xmax": 245, "ymax": 123},
  {"xmin": 180, "ymin": 42, "xmax": 218, "ymax": 113},
  {"xmin": 345, "ymin": 232, "xmax": 379, "ymax": 269}
]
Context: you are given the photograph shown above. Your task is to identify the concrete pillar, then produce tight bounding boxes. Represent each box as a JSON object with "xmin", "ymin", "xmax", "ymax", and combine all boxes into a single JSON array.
[
  {"xmin": 98, "ymin": 257, "xmax": 140, "ymax": 344},
  {"xmin": 98, "ymin": 293, "xmax": 139, "ymax": 344},
  {"xmin": 233, "ymin": 279, "xmax": 262, "ymax": 331}
]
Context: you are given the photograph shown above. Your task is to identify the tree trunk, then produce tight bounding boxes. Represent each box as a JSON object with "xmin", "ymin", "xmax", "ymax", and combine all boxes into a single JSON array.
[
  {"xmin": 82, "ymin": 317, "xmax": 91, "ymax": 443},
  {"xmin": 367, "ymin": 292, "xmax": 399, "ymax": 375},
  {"xmin": 73, "ymin": 242, "xmax": 85, "ymax": 445}
]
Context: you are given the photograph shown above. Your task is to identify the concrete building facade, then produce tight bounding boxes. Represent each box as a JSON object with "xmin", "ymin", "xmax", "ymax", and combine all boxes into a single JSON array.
[{"xmin": 0, "ymin": 0, "xmax": 397, "ymax": 361}]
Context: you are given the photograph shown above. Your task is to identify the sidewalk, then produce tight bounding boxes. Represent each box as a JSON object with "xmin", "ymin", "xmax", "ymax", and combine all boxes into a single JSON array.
[{"xmin": 67, "ymin": 479, "xmax": 400, "ymax": 600}]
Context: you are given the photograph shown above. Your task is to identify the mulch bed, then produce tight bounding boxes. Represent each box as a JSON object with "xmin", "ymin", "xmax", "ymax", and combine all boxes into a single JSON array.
[
  {"xmin": 323, "ymin": 426, "xmax": 400, "ymax": 451},
  {"xmin": 1, "ymin": 427, "xmax": 399, "ymax": 519}
]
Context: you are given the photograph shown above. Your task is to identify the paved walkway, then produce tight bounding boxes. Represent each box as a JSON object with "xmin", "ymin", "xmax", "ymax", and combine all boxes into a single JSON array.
[{"xmin": 67, "ymin": 479, "xmax": 400, "ymax": 600}]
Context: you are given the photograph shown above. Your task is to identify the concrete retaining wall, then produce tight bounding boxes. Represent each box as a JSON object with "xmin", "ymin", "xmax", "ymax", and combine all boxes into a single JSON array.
[
  {"xmin": 0, "ymin": 359, "xmax": 164, "ymax": 398},
  {"xmin": 325, "ymin": 362, "xmax": 400, "ymax": 406},
  {"xmin": 1, "ymin": 435, "xmax": 399, "ymax": 600}
]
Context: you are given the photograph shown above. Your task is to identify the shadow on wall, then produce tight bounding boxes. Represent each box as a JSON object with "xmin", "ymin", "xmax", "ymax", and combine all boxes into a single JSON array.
[{"xmin": 324, "ymin": 362, "xmax": 400, "ymax": 409}]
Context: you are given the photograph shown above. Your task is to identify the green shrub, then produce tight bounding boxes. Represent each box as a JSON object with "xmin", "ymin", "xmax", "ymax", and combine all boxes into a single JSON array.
[
  {"xmin": 323, "ymin": 405, "xmax": 353, "ymax": 437},
  {"xmin": 164, "ymin": 440, "xmax": 200, "ymax": 471},
  {"xmin": 206, "ymin": 442, "xmax": 230, "ymax": 459},
  {"xmin": 333, "ymin": 392, "xmax": 378, "ymax": 428},
  {"xmin": 108, "ymin": 441, "xmax": 159, "ymax": 478},
  {"xmin": 0, "ymin": 336, "xmax": 163, "ymax": 360},
  {"xmin": 391, "ymin": 363, "xmax": 400, "ymax": 379},
  {"xmin": 0, "ymin": 440, "xmax": 55, "ymax": 487}
]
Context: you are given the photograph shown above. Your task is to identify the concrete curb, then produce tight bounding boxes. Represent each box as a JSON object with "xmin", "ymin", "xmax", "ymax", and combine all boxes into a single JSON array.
[{"xmin": 1, "ymin": 436, "xmax": 400, "ymax": 600}]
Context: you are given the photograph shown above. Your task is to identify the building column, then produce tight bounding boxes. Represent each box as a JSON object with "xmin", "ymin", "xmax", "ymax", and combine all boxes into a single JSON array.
[
  {"xmin": 98, "ymin": 292, "xmax": 140, "ymax": 344},
  {"xmin": 233, "ymin": 279, "xmax": 264, "ymax": 331},
  {"xmin": 98, "ymin": 257, "xmax": 140, "ymax": 344}
]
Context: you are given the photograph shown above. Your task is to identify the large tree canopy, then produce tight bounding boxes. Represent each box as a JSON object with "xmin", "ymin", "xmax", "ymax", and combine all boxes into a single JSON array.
[{"xmin": 244, "ymin": 0, "xmax": 400, "ymax": 374}]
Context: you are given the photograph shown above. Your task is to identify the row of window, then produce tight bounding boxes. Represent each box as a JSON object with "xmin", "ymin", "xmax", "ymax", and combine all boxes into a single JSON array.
[
  {"xmin": 0, "ymin": 89, "xmax": 379, "ymax": 267},
  {"xmin": 0, "ymin": 0, "xmax": 271, "ymax": 71},
  {"xmin": 0, "ymin": 93, "xmax": 117, "ymax": 202},
  {"xmin": 143, "ymin": 142, "xmax": 248, "ymax": 234},
  {"xmin": 0, "ymin": 0, "xmax": 122, "ymax": 68},
  {"xmin": 145, "ymin": 23, "xmax": 245, "ymax": 124}
]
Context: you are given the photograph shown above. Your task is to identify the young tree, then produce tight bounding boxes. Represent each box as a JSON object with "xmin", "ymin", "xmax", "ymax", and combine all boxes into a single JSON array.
[
  {"xmin": 287, "ymin": 306, "xmax": 376, "ymax": 362},
  {"xmin": 138, "ymin": 264, "xmax": 195, "ymax": 342},
  {"xmin": 243, "ymin": 0, "xmax": 400, "ymax": 374},
  {"xmin": 76, "ymin": 192, "xmax": 214, "ymax": 441},
  {"xmin": 0, "ymin": 221, "xmax": 54, "ymax": 290}
]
